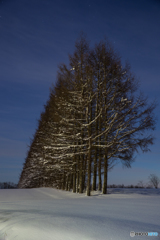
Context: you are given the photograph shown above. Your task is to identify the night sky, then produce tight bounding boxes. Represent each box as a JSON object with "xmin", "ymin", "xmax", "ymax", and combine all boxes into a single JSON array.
[{"xmin": 0, "ymin": 0, "xmax": 160, "ymax": 186}]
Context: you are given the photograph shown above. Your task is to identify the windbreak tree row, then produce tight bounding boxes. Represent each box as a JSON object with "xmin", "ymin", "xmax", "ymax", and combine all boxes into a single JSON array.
[{"xmin": 18, "ymin": 36, "xmax": 156, "ymax": 196}]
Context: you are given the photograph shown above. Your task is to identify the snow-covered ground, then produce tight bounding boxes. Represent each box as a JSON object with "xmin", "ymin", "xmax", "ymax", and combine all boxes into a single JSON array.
[{"xmin": 0, "ymin": 188, "xmax": 160, "ymax": 240}]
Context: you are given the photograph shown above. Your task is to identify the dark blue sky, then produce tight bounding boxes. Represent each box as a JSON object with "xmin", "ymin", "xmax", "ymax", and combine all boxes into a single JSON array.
[{"xmin": 0, "ymin": 0, "xmax": 160, "ymax": 186}]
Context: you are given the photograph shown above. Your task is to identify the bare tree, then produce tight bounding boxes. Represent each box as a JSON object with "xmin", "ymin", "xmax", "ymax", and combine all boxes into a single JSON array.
[
  {"xmin": 148, "ymin": 174, "xmax": 160, "ymax": 189},
  {"xmin": 137, "ymin": 180, "xmax": 144, "ymax": 188}
]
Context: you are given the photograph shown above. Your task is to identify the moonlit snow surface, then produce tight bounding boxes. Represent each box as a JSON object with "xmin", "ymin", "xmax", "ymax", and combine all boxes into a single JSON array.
[{"xmin": 0, "ymin": 188, "xmax": 160, "ymax": 240}]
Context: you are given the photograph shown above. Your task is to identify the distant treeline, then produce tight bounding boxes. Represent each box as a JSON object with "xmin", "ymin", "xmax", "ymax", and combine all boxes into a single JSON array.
[
  {"xmin": 0, "ymin": 182, "xmax": 18, "ymax": 189},
  {"xmin": 0, "ymin": 182, "xmax": 154, "ymax": 189},
  {"xmin": 108, "ymin": 184, "xmax": 153, "ymax": 189}
]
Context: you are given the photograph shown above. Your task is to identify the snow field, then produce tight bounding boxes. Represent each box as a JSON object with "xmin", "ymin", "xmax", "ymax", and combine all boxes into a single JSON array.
[{"xmin": 0, "ymin": 188, "xmax": 160, "ymax": 240}]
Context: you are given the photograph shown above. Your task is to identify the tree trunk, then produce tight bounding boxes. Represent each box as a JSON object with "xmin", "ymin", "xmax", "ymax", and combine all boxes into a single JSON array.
[
  {"xmin": 98, "ymin": 155, "xmax": 102, "ymax": 191},
  {"xmin": 76, "ymin": 157, "xmax": 79, "ymax": 193},
  {"xmin": 65, "ymin": 174, "xmax": 68, "ymax": 191},
  {"xmin": 72, "ymin": 164, "xmax": 76, "ymax": 193},
  {"xmin": 79, "ymin": 157, "xmax": 83, "ymax": 193},
  {"xmin": 92, "ymin": 151, "xmax": 97, "ymax": 191},
  {"xmin": 83, "ymin": 156, "xmax": 87, "ymax": 192},
  {"xmin": 68, "ymin": 174, "xmax": 71, "ymax": 191},
  {"xmin": 102, "ymin": 151, "xmax": 108, "ymax": 194},
  {"xmin": 87, "ymin": 139, "xmax": 91, "ymax": 196},
  {"xmin": 62, "ymin": 172, "xmax": 65, "ymax": 190}
]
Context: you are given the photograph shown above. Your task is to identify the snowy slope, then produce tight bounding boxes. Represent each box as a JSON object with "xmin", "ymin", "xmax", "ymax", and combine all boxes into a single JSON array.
[{"xmin": 0, "ymin": 188, "xmax": 160, "ymax": 240}]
